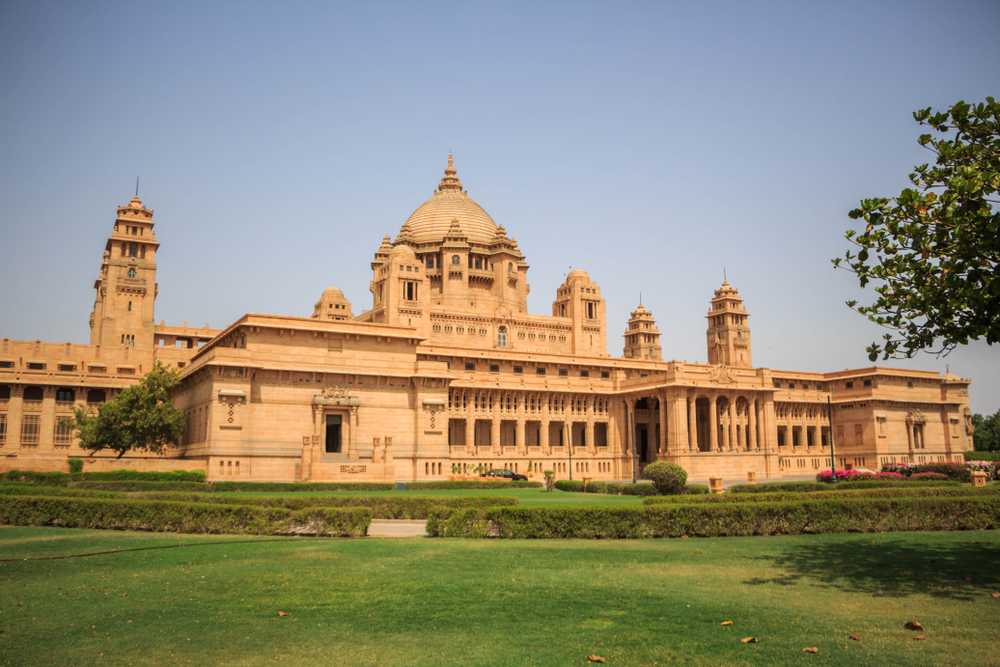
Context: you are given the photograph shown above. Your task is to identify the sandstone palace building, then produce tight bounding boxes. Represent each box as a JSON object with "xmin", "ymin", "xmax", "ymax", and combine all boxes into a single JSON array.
[{"xmin": 0, "ymin": 157, "xmax": 975, "ymax": 482}]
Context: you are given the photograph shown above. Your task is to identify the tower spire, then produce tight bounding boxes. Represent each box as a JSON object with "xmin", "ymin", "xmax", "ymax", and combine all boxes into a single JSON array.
[
  {"xmin": 437, "ymin": 153, "xmax": 464, "ymax": 192},
  {"xmin": 135, "ymin": 176, "xmax": 139, "ymax": 198}
]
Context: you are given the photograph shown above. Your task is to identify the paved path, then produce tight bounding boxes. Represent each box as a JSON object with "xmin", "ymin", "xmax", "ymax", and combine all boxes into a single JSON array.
[{"xmin": 368, "ymin": 519, "xmax": 428, "ymax": 538}]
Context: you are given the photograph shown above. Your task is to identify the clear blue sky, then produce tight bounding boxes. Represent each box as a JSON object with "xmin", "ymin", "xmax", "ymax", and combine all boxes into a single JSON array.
[{"xmin": 1, "ymin": 1, "xmax": 998, "ymax": 413}]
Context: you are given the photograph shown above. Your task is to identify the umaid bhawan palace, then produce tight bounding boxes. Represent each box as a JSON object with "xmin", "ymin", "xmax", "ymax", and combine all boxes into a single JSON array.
[{"xmin": 0, "ymin": 156, "xmax": 975, "ymax": 482}]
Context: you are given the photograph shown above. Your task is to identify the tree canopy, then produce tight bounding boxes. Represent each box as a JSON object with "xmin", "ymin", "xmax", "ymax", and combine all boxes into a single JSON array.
[
  {"xmin": 74, "ymin": 362, "xmax": 185, "ymax": 458},
  {"xmin": 833, "ymin": 98, "xmax": 1000, "ymax": 360},
  {"xmin": 973, "ymin": 410, "xmax": 1000, "ymax": 452}
]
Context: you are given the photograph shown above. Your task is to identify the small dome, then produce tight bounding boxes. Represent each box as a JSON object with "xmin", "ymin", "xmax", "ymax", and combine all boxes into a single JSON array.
[
  {"xmin": 320, "ymin": 287, "xmax": 346, "ymax": 299},
  {"xmin": 566, "ymin": 268, "xmax": 590, "ymax": 282},
  {"xmin": 398, "ymin": 155, "xmax": 499, "ymax": 245},
  {"xmin": 390, "ymin": 244, "xmax": 417, "ymax": 260}
]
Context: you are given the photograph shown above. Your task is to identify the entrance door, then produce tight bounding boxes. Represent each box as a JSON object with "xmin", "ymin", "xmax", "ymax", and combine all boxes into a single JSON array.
[
  {"xmin": 325, "ymin": 415, "xmax": 342, "ymax": 454},
  {"xmin": 637, "ymin": 424, "xmax": 649, "ymax": 466}
]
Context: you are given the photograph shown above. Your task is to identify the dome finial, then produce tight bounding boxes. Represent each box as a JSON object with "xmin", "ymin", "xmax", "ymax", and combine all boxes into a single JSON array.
[{"xmin": 437, "ymin": 153, "xmax": 464, "ymax": 192}]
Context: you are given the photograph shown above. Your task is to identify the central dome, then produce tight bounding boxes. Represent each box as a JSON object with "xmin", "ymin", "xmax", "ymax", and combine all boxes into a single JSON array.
[{"xmin": 399, "ymin": 155, "xmax": 499, "ymax": 245}]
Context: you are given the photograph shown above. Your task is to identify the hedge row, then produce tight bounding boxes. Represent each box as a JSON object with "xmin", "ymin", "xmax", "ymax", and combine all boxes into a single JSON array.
[
  {"xmin": 643, "ymin": 484, "xmax": 1000, "ymax": 506},
  {"xmin": 0, "ymin": 495, "xmax": 371, "ymax": 536},
  {"xmin": 208, "ymin": 481, "xmax": 396, "ymax": 492},
  {"xmin": 428, "ymin": 496, "xmax": 1000, "ymax": 538},
  {"xmin": 70, "ymin": 480, "xmax": 211, "ymax": 492},
  {"xmin": 131, "ymin": 492, "xmax": 518, "ymax": 519},
  {"xmin": 728, "ymin": 479, "xmax": 960, "ymax": 494},
  {"xmin": 1, "ymin": 469, "xmax": 206, "ymax": 484},
  {"xmin": 553, "ymin": 480, "xmax": 708, "ymax": 496},
  {"xmin": 965, "ymin": 451, "xmax": 1000, "ymax": 462},
  {"xmin": 404, "ymin": 480, "xmax": 542, "ymax": 489}
]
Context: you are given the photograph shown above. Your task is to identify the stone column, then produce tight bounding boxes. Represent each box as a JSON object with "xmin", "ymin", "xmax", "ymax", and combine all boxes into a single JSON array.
[
  {"xmin": 905, "ymin": 419, "xmax": 914, "ymax": 462},
  {"xmin": 729, "ymin": 398, "xmax": 739, "ymax": 451},
  {"xmin": 465, "ymin": 389, "xmax": 475, "ymax": 450},
  {"xmin": 763, "ymin": 397, "xmax": 777, "ymax": 451},
  {"xmin": 688, "ymin": 393, "xmax": 697, "ymax": 452},
  {"xmin": 658, "ymin": 393, "xmax": 668, "ymax": 456},
  {"xmin": 540, "ymin": 393, "xmax": 550, "ymax": 453},
  {"xmin": 516, "ymin": 417, "xmax": 526, "ymax": 456},
  {"xmin": 709, "ymin": 394, "xmax": 718, "ymax": 452},
  {"xmin": 7, "ymin": 386, "xmax": 23, "ymax": 448},
  {"xmin": 39, "ymin": 387, "xmax": 56, "ymax": 450},
  {"xmin": 666, "ymin": 392, "xmax": 687, "ymax": 455},
  {"xmin": 585, "ymin": 395, "xmax": 596, "ymax": 455},
  {"xmin": 749, "ymin": 398, "xmax": 758, "ymax": 450},
  {"xmin": 491, "ymin": 392, "xmax": 501, "ymax": 454}
]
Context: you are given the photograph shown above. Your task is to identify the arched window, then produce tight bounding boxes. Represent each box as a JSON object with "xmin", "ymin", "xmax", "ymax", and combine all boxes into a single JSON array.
[
  {"xmin": 508, "ymin": 262, "xmax": 514, "ymax": 273},
  {"xmin": 497, "ymin": 326, "xmax": 508, "ymax": 348},
  {"xmin": 127, "ymin": 268, "xmax": 136, "ymax": 279},
  {"xmin": 451, "ymin": 254, "xmax": 460, "ymax": 265}
]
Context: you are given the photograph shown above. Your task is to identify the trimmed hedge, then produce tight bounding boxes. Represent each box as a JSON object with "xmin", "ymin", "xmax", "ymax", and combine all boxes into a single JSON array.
[
  {"xmin": 1, "ymin": 471, "xmax": 71, "ymax": 485},
  {"xmin": 404, "ymin": 480, "xmax": 542, "ymax": 489},
  {"xmin": 70, "ymin": 480, "xmax": 210, "ymax": 492},
  {"xmin": 131, "ymin": 492, "xmax": 518, "ymax": 519},
  {"xmin": 1, "ymin": 469, "xmax": 206, "ymax": 485},
  {"xmin": 0, "ymin": 495, "xmax": 371, "ymax": 536},
  {"xmin": 0, "ymin": 484, "xmax": 120, "ymax": 499},
  {"xmin": 729, "ymin": 479, "xmax": 960, "ymax": 494},
  {"xmin": 208, "ymin": 481, "xmax": 395, "ymax": 492},
  {"xmin": 966, "ymin": 450, "xmax": 1000, "ymax": 462},
  {"xmin": 553, "ymin": 480, "xmax": 702, "ymax": 496},
  {"xmin": 429, "ymin": 496, "xmax": 1000, "ymax": 538},
  {"xmin": 643, "ymin": 484, "xmax": 1000, "ymax": 506}
]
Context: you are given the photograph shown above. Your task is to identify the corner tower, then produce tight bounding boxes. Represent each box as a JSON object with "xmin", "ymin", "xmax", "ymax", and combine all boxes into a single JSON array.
[
  {"xmin": 552, "ymin": 268, "xmax": 607, "ymax": 356},
  {"xmin": 623, "ymin": 303, "xmax": 662, "ymax": 360},
  {"xmin": 706, "ymin": 277, "xmax": 751, "ymax": 367},
  {"xmin": 89, "ymin": 195, "xmax": 159, "ymax": 354}
]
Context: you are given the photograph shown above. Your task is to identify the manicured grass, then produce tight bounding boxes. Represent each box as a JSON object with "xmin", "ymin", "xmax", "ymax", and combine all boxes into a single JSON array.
[
  {"xmin": 1, "ymin": 527, "xmax": 998, "ymax": 665},
  {"xmin": 218, "ymin": 486, "xmax": 648, "ymax": 508}
]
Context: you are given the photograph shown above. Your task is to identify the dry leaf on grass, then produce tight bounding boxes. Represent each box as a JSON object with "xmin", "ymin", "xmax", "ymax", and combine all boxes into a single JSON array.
[
  {"xmin": 277, "ymin": 611, "xmax": 290, "ymax": 617},
  {"xmin": 586, "ymin": 656, "xmax": 606, "ymax": 663},
  {"xmin": 720, "ymin": 620, "xmax": 734, "ymax": 626},
  {"xmin": 991, "ymin": 592, "xmax": 1000, "ymax": 599},
  {"xmin": 849, "ymin": 634, "xmax": 860, "ymax": 641},
  {"xmin": 802, "ymin": 647, "xmax": 819, "ymax": 654},
  {"xmin": 904, "ymin": 620, "xmax": 924, "ymax": 631},
  {"xmin": 740, "ymin": 637, "xmax": 757, "ymax": 644},
  {"xmin": 913, "ymin": 636, "xmax": 927, "ymax": 641}
]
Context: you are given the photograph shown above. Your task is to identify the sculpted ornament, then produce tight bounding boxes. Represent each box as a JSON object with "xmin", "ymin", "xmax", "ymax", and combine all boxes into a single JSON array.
[{"xmin": 709, "ymin": 365, "xmax": 735, "ymax": 384}]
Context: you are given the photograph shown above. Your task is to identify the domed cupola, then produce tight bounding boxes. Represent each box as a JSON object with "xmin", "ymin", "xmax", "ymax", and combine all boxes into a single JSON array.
[{"xmin": 397, "ymin": 154, "xmax": 500, "ymax": 245}]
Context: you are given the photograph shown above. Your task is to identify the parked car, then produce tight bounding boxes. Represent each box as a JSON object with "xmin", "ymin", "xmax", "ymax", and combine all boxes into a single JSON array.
[{"xmin": 481, "ymin": 468, "xmax": 528, "ymax": 481}]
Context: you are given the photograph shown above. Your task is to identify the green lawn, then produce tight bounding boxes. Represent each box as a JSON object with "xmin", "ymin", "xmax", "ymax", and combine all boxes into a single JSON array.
[
  {"xmin": 218, "ymin": 486, "xmax": 647, "ymax": 508},
  {"xmin": 1, "ymin": 527, "xmax": 998, "ymax": 666}
]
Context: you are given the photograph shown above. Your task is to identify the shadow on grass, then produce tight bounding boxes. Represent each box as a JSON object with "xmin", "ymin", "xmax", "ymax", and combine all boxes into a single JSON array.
[{"xmin": 744, "ymin": 535, "xmax": 1000, "ymax": 600}]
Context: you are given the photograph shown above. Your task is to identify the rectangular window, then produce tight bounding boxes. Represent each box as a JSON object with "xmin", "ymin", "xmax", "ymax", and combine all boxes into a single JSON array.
[
  {"xmin": 21, "ymin": 415, "xmax": 40, "ymax": 446},
  {"xmin": 88, "ymin": 365, "xmax": 107, "ymax": 374},
  {"xmin": 876, "ymin": 416, "xmax": 887, "ymax": 437},
  {"xmin": 117, "ymin": 367, "xmax": 135, "ymax": 375},
  {"xmin": 777, "ymin": 426, "xmax": 787, "ymax": 447},
  {"xmin": 601, "ymin": 370, "xmax": 610, "ymax": 379},
  {"xmin": 579, "ymin": 369, "xmax": 590, "ymax": 377},
  {"xmin": 0, "ymin": 361, "xmax": 13, "ymax": 369},
  {"xmin": 513, "ymin": 366, "xmax": 523, "ymax": 374},
  {"xmin": 324, "ymin": 414, "xmax": 342, "ymax": 454},
  {"xmin": 853, "ymin": 423, "xmax": 863, "ymax": 444},
  {"xmin": 464, "ymin": 361, "xmax": 475, "ymax": 371},
  {"xmin": 54, "ymin": 416, "xmax": 74, "ymax": 447},
  {"xmin": 57, "ymin": 363, "xmax": 76, "ymax": 372},
  {"xmin": 489, "ymin": 364, "xmax": 500, "ymax": 373},
  {"xmin": 26, "ymin": 362, "xmax": 45, "ymax": 371},
  {"xmin": 595, "ymin": 422, "xmax": 608, "ymax": 447},
  {"xmin": 0, "ymin": 413, "xmax": 6, "ymax": 444},
  {"xmin": 403, "ymin": 281, "xmax": 418, "ymax": 301},
  {"xmin": 535, "ymin": 367, "xmax": 546, "ymax": 376},
  {"xmin": 863, "ymin": 379, "xmax": 872, "ymax": 387},
  {"xmin": 558, "ymin": 368, "xmax": 568, "ymax": 377},
  {"xmin": 846, "ymin": 381, "xmax": 854, "ymax": 389}
]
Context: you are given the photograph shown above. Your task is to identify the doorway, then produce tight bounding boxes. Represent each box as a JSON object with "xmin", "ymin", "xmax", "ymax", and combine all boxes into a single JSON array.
[{"xmin": 325, "ymin": 414, "xmax": 342, "ymax": 454}]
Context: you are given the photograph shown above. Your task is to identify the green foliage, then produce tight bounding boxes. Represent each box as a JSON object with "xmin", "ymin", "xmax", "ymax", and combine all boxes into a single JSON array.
[
  {"xmin": 643, "ymin": 484, "xmax": 1000, "ymax": 505},
  {"xmin": 833, "ymin": 97, "xmax": 1000, "ymax": 360},
  {"xmin": 966, "ymin": 449, "xmax": 1000, "ymax": 461},
  {"xmin": 1, "ymin": 471, "xmax": 70, "ymax": 485},
  {"xmin": 131, "ymin": 492, "xmax": 517, "ymax": 519},
  {"xmin": 403, "ymin": 480, "xmax": 541, "ymax": 490},
  {"xmin": 209, "ymin": 481, "xmax": 394, "ymax": 492},
  {"xmin": 430, "ymin": 497, "xmax": 1000, "ymax": 538},
  {"xmin": 81, "ymin": 469, "xmax": 205, "ymax": 482},
  {"xmin": 972, "ymin": 410, "xmax": 1000, "ymax": 451},
  {"xmin": 640, "ymin": 462, "xmax": 688, "ymax": 494},
  {"xmin": 0, "ymin": 495, "xmax": 371, "ymax": 536},
  {"xmin": 553, "ymin": 479, "xmax": 695, "ymax": 496},
  {"xmin": 70, "ymin": 480, "xmax": 211, "ymax": 492},
  {"xmin": 74, "ymin": 362, "xmax": 185, "ymax": 458},
  {"xmin": 67, "ymin": 458, "xmax": 83, "ymax": 475},
  {"xmin": 729, "ymin": 479, "xmax": 960, "ymax": 493}
]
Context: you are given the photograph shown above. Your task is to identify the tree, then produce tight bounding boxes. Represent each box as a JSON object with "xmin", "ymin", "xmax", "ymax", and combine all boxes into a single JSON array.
[
  {"xmin": 641, "ymin": 461, "xmax": 687, "ymax": 495},
  {"xmin": 833, "ymin": 98, "xmax": 1000, "ymax": 360},
  {"xmin": 973, "ymin": 410, "xmax": 1000, "ymax": 452},
  {"xmin": 74, "ymin": 362, "xmax": 185, "ymax": 458}
]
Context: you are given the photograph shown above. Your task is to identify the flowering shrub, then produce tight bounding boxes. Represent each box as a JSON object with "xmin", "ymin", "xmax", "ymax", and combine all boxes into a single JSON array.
[
  {"xmin": 817, "ymin": 469, "xmax": 881, "ymax": 482},
  {"xmin": 911, "ymin": 472, "xmax": 949, "ymax": 480}
]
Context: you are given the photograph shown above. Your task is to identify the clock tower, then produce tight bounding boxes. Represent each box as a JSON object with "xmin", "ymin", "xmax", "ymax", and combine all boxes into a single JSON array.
[{"xmin": 89, "ymin": 195, "xmax": 159, "ymax": 355}]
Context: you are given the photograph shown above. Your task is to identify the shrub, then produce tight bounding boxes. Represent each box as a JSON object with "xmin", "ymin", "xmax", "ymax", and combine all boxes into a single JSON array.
[
  {"xmin": 910, "ymin": 463, "xmax": 971, "ymax": 481},
  {"xmin": 730, "ymin": 479, "xmax": 959, "ymax": 494},
  {"xmin": 209, "ymin": 481, "xmax": 394, "ymax": 492},
  {"xmin": 682, "ymin": 484, "xmax": 710, "ymax": 495},
  {"xmin": 910, "ymin": 472, "xmax": 949, "ymax": 481},
  {"xmin": 404, "ymin": 480, "xmax": 541, "ymax": 490},
  {"xmin": 70, "ymin": 480, "xmax": 209, "ymax": 492},
  {"xmin": 426, "ymin": 506, "xmax": 493, "ymax": 537},
  {"xmin": 643, "ymin": 484, "xmax": 1000, "ymax": 506},
  {"xmin": 1, "ymin": 471, "xmax": 70, "ymax": 486},
  {"xmin": 429, "ymin": 496, "xmax": 1000, "ymax": 538},
  {"xmin": 0, "ymin": 495, "xmax": 371, "ymax": 536},
  {"xmin": 131, "ymin": 492, "xmax": 518, "ymax": 519},
  {"xmin": 79, "ymin": 469, "xmax": 206, "ymax": 482},
  {"xmin": 67, "ymin": 458, "xmax": 84, "ymax": 475},
  {"xmin": 641, "ymin": 462, "xmax": 688, "ymax": 495},
  {"xmin": 965, "ymin": 450, "xmax": 1000, "ymax": 462}
]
